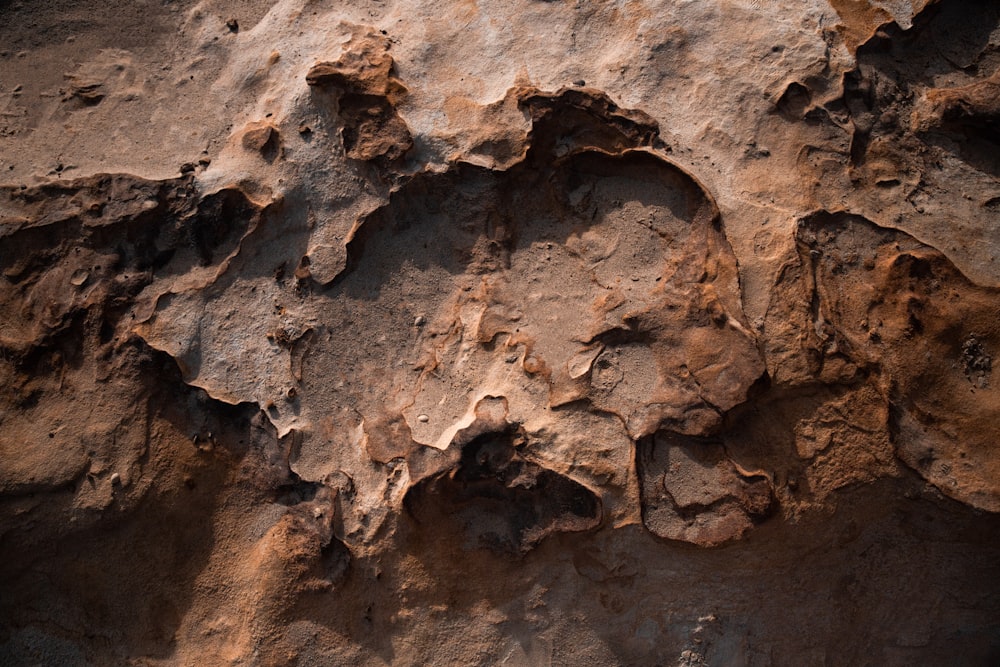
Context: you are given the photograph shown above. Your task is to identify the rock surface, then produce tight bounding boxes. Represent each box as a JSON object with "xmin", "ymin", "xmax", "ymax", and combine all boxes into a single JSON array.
[{"xmin": 1, "ymin": 0, "xmax": 1000, "ymax": 664}]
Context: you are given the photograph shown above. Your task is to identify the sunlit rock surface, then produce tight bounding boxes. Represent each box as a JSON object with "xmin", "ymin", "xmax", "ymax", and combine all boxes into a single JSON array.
[{"xmin": 2, "ymin": 0, "xmax": 999, "ymax": 664}]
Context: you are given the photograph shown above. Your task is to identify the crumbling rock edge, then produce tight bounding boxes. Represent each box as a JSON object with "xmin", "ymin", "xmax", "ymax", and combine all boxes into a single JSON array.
[{"xmin": 4, "ymin": 81, "xmax": 994, "ymax": 559}]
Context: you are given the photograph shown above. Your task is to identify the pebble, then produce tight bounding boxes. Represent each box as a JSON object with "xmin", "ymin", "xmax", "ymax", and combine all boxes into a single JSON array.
[
  {"xmin": 110, "ymin": 473, "xmax": 121, "ymax": 485},
  {"xmin": 417, "ymin": 414, "xmax": 429, "ymax": 423},
  {"xmin": 413, "ymin": 315, "xmax": 426, "ymax": 326}
]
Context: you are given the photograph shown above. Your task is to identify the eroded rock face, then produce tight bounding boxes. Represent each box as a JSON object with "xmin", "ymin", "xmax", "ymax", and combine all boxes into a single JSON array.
[
  {"xmin": 130, "ymin": 87, "xmax": 772, "ymax": 553},
  {"xmin": 2, "ymin": 0, "xmax": 1000, "ymax": 664},
  {"xmin": 638, "ymin": 432, "xmax": 774, "ymax": 547},
  {"xmin": 405, "ymin": 420, "xmax": 602, "ymax": 556},
  {"xmin": 766, "ymin": 211, "xmax": 1000, "ymax": 512},
  {"xmin": 306, "ymin": 29, "xmax": 413, "ymax": 162}
]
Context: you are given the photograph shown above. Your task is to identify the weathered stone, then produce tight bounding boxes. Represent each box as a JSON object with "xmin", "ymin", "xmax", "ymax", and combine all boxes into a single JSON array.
[{"xmin": 2, "ymin": 0, "xmax": 1000, "ymax": 664}]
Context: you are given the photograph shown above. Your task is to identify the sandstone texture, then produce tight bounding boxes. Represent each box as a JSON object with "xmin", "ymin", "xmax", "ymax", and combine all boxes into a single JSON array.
[{"xmin": 1, "ymin": 0, "xmax": 999, "ymax": 664}]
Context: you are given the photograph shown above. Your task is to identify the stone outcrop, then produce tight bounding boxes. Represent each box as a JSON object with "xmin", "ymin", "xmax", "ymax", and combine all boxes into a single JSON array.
[{"xmin": 2, "ymin": 0, "xmax": 999, "ymax": 664}]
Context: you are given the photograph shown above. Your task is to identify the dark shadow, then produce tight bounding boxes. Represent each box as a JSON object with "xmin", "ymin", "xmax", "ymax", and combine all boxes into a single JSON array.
[
  {"xmin": 842, "ymin": 0, "xmax": 1000, "ymax": 171},
  {"xmin": 0, "ymin": 345, "xmax": 253, "ymax": 663},
  {"xmin": 403, "ymin": 427, "xmax": 601, "ymax": 556}
]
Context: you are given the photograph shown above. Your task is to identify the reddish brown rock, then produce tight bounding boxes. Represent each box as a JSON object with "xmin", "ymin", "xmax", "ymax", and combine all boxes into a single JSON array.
[
  {"xmin": 239, "ymin": 120, "xmax": 281, "ymax": 160},
  {"xmin": 307, "ymin": 30, "xmax": 412, "ymax": 162},
  {"xmin": 2, "ymin": 1, "xmax": 1000, "ymax": 665}
]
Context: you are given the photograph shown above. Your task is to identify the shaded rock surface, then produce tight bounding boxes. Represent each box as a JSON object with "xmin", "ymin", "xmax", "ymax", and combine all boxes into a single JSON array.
[{"xmin": 1, "ymin": 0, "xmax": 1000, "ymax": 664}]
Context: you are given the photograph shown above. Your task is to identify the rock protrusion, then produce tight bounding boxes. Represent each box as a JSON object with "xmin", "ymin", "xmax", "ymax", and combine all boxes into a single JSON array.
[
  {"xmin": 766, "ymin": 211, "xmax": 1000, "ymax": 512},
  {"xmin": 306, "ymin": 30, "xmax": 412, "ymax": 162},
  {"xmin": 638, "ymin": 431, "xmax": 774, "ymax": 547}
]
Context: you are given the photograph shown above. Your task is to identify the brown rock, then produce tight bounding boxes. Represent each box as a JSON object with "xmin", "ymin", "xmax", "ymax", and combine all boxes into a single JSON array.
[
  {"xmin": 239, "ymin": 120, "xmax": 281, "ymax": 160},
  {"xmin": 2, "ymin": 1, "xmax": 1000, "ymax": 664},
  {"xmin": 638, "ymin": 431, "xmax": 774, "ymax": 547},
  {"xmin": 307, "ymin": 30, "xmax": 412, "ymax": 162}
]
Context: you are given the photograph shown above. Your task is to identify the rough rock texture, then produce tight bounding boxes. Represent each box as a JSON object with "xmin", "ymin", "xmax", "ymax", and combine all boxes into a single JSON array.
[{"xmin": 1, "ymin": 0, "xmax": 1000, "ymax": 664}]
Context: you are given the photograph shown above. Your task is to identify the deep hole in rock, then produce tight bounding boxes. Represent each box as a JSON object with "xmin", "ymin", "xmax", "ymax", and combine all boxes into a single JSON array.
[{"xmin": 404, "ymin": 427, "xmax": 601, "ymax": 556}]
